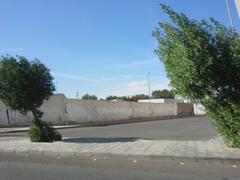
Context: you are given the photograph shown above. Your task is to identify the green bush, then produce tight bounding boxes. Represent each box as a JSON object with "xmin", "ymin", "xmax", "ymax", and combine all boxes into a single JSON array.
[{"xmin": 28, "ymin": 121, "xmax": 62, "ymax": 142}]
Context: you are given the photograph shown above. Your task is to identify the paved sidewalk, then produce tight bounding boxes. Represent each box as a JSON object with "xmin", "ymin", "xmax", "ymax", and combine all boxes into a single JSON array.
[{"xmin": 0, "ymin": 135, "xmax": 240, "ymax": 161}]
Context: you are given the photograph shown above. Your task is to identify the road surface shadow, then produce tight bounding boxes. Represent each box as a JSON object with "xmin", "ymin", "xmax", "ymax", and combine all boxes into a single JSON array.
[{"xmin": 63, "ymin": 137, "xmax": 142, "ymax": 143}]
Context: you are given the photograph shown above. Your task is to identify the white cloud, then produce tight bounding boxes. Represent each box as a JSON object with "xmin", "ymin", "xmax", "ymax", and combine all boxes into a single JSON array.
[
  {"xmin": 99, "ymin": 80, "xmax": 170, "ymax": 98},
  {"xmin": 124, "ymin": 81, "xmax": 148, "ymax": 89},
  {"xmin": 1, "ymin": 48, "xmax": 24, "ymax": 52},
  {"xmin": 53, "ymin": 72, "xmax": 145, "ymax": 82},
  {"xmin": 52, "ymin": 72, "xmax": 97, "ymax": 82},
  {"xmin": 110, "ymin": 57, "xmax": 159, "ymax": 68},
  {"xmin": 130, "ymin": 58, "xmax": 158, "ymax": 65}
]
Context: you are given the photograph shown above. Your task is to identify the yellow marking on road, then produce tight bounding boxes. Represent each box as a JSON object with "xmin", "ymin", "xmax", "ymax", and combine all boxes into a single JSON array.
[
  {"xmin": 180, "ymin": 162, "xmax": 185, "ymax": 166},
  {"xmin": 93, "ymin": 158, "xmax": 97, "ymax": 161},
  {"xmin": 132, "ymin": 160, "xmax": 137, "ymax": 163},
  {"xmin": 232, "ymin": 165, "xmax": 238, "ymax": 168}
]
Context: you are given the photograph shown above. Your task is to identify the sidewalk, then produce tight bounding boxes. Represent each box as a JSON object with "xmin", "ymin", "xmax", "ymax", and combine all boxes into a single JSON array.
[{"xmin": 0, "ymin": 135, "xmax": 240, "ymax": 161}]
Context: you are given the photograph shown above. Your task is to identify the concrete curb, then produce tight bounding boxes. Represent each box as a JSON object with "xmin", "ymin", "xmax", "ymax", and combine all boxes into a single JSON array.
[{"xmin": 1, "ymin": 149, "xmax": 240, "ymax": 163}]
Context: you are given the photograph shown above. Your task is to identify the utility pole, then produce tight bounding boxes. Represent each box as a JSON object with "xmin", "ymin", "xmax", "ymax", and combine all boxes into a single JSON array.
[
  {"xmin": 235, "ymin": 0, "xmax": 240, "ymax": 19},
  {"xmin": 75, "ymin": 90, "xmax": 79, "ymax": 99},
  {"xmin": 148, "ymin": 72, "xmax": 151, "ymax": 103},
  {"xmin": 55, "ymin": 81, "xmax": 59, "ymax": 94},
  {"xmin": 226, "ymin": 0, "xmax": 235, "ymax": 29}
]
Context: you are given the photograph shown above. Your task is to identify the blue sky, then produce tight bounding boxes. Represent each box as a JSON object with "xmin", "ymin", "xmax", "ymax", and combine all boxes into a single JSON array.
[{"xmin": 1, "ymin": 0, "xmax": 240, "ymax": 98}]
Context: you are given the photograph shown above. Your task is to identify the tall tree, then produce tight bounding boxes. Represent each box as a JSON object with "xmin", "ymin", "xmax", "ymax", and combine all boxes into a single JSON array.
[
  {"xmin": 106, "ymin": 95, "xmax": 118, "ymax": 101},
  {"xmin": 153, "ymin": 4, "xmax": 240, "ymax": 147},
  {"xmin": 152, "ymin": 89, "xmax": 175, "ymax": 98},
  {"xmin": 82, "ymin": 94, "xmax": 98, "ymax": 100},
  {"xmin": 0, "ymin": 55, "xmax": 61, "ymax": 142},
  {"xmin": 105, "ymin": 94, "xmax": 149, "ymax": 101}
]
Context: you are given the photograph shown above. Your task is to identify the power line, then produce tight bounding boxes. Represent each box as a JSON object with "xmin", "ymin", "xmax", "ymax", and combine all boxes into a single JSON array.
[
  {"xmin": 226, "ymin": 0, "xmax": 235, "ymax": 30},
  {"xmin": 148, "ymin": 72, "xmax": 151, "ymax": 103},
  {"xmin": 235, "ymin": 0, "xmax": 240, "ymax": 20}
]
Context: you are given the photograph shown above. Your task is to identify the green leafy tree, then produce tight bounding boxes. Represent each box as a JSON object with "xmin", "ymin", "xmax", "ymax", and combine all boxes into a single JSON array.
[
  {"xmin": 132, "ymin": 94, "xmax": 149, "ymax": 101},
  {"xmin": 152, "ymin": 89, "xmax": 175, "ymax": 98},
  {"xmin": 106, "ymin": 95, "xmax": 118, "ymax": 101},
  {"xmin": 153, "ymin": 4, "xmax": 240, "ymax": 147},
  {"xmin": 82, "ymin": 94, "xmax": 98, "ymax": 100},
  {"xmin": 106, "ymin": 94, "xmax": 149, "ymax": 102},
  {"xmin": 0, "ymin": 55, "xmax": 61, "ymax": 142}
]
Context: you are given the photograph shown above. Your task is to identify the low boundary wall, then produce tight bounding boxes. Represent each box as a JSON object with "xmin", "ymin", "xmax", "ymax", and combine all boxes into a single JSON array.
[{"xmin": 0, "ymin": 94, "xmax": 194, "ymax": 127}]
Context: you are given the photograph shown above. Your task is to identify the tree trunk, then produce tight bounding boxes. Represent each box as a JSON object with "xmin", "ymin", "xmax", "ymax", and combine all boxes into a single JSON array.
[{"xmin": 31, "ymin": 109, "xmax": 43, "ymax": 127}]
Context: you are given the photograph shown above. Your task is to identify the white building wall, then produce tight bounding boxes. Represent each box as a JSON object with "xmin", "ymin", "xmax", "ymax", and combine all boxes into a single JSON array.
[
  {"xmin": 138, "ymin": 99, "xmax": 184, "ymax": 103},
  {"xmin": 0, "ymin": 95, "xmax": 194, "ymax": 127},
  {"xmin": 138, "ymin": 97, "xmax": 205, "ymax": 115}
]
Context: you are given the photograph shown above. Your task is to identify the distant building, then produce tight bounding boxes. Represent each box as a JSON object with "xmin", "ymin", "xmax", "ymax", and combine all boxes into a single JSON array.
[
  {"xmin": 138, "ymin": 98, "xmax": 184, "ymax": 104},
  {"xmin": 110, "ymin": 99, "xmax": 120, "ymax": 102},
  {"xmin": 175, "ymin": 95, "xmax": 206, "ymax": 115},
  {"xmin": 138, "ymin": 96, "xmax": 206, "ymax": 116}
]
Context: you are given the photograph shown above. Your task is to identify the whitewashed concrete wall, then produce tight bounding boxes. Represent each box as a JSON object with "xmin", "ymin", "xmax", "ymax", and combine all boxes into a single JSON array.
[
  {"xmin": 0, "ymin": 94, "xmax": 193, "ymax": 127},
  {"xmin": 0, "ymin": 103, "xmax": 32, "ymax": 126},
  {"xmin": 0, "ymin": 94, "xmax": 70, "ymax": 127},
  {"xmin": 66, "ymin": 99, "xmax": 179, "ymax": 123}
]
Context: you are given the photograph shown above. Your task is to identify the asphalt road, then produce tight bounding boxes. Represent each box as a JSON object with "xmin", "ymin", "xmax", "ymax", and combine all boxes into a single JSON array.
[
  {"xmin": 1, "ymin": 116, "xmax": 218, "ymax": 140},
  {"xmin": 0, "ymin": 154, "xmax": 239, "ymax": 180}
]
